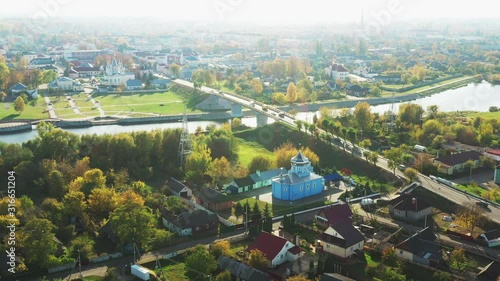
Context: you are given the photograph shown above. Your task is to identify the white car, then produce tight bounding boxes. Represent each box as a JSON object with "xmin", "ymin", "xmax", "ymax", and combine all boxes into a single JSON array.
[{"xmin": 442, "ymin": 216, "xmax": 454, "ymax": 222}]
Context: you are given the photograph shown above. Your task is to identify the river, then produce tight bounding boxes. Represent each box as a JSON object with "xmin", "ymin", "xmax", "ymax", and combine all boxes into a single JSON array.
[
  {"xmin": 295, "ymin": 81, "xmax": 500, "ymax": 121},
  {"xmin": 2, "ymin": 81, "xmax": 499, "ymax": 144},
  {"xmin": 0, "ymin": 117, "xmax": 274, "ymax": 144}
]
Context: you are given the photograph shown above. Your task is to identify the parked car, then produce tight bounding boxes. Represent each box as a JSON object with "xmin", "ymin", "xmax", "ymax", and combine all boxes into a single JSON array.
[
  {"xmin": 442, "ymin": 215, "xmax": 454, "ymax": 222},
  {"xmin": 398, "ymin": 165, "xmax": 407, "ymax": 172},
  {"xmin": 476, "ymin": 201, "xmax": 489, "ymax": 209}
]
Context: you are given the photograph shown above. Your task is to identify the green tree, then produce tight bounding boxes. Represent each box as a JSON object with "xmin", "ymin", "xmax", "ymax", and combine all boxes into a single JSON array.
[
  {"xmin": 398, "ymin": 103, "xmax": 424, "ymax": 125},
  {"xmin": 384, "ymin": 147, "xmax": 403, "ymax": 174},
  {"xmin": 215, "ymin": 271, "xmax": 231, "ymax": 281},
  {"xmin": 13, "ymin": 96, "xmax": 26, "ymax": 113},
  {"xmin": 449, "ymin": 248, "xmax": 468, "ymax": 272},
  {"xmin": 63, "ymin": 190, "xmax": 87, "ymax": 217},
  {"xmin": 109, "ymin": 202, "xmax": 156, "ymax": 249},
  {"xmin": 233, "ymin": 201, "xmax": 244, "ymax": 220},
  {"xmin": 248, "ymin": 156, "xmax": 273, "ymax": 174},
  {"xmin": 169, "ymin": 63, "xmax": 181, "ymax": 78},
  {"xmin": 87, "ymin": 187, "xmax": 118, "ymax": 220},
  {"xmin": 18, "ymin": 218, "xmax": 58, "ymax": 268},
  {"xmin": 248, "ymin": 249, "xmax": 269, "ymax": 270},
  {"xmin": 0, "ymin": 91, "xmax": 6, "ymax": 101},
  {"xmin": 48, "ymin": 170, "xmax": 68, "ymax": 199},
  {"xmin": 251, "ymin": 201, "xmax": 262, "ymax": 222},
  {"xmin": 464, "ymin": 160, "xmax": 475, "ymax": 181},
  {"xmin": 185, "ymin": 245, "xmax": 218, "ymax": 281},
  {"xmin": 69, "ymin": 234, "xmax": 95, "ymax": 260},
  {"xmin": 295, "ymin": 120, "xmax": 303, "ymax": 132}
]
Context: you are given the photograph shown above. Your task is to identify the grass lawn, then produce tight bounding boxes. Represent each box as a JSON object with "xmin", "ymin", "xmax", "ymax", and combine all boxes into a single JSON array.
[
  {"xmin": 466, "ymin": 111, "xmax": 500, "ymax": 120},
  {"xmin": 93, "ymin": 91, "xmax": 182, "ymax": 105},
  {"xmin": 0, "ymin": 99, "xmax": 50, "ymax": 120},
  {"xmin": 405, "ymin": 76, "xmax": 474, "ymax": 94},
  {"xmin": 228, "ymin": 239, "xmax": 252, "ymax": 258},
  {"xmin": 456, "ymin": 183, "xmax": 486, "ymax": 197},
  {"xmin": 143, "ymin": 257, "xmax": 187, "ymax": 281},
  {"xmin": 103, "ymin": 102, "xmax": 196, "ymax": 116},
  {"xmin": 236, "ymin": 138, "xmax": 273, "ymax": 167}
]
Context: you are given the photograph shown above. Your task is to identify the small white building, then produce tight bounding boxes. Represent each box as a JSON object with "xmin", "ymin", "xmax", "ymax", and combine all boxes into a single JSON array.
[
  {"xmin": 324, "ymin": 61, "xmax": 349, "ymax": 81},
  {"xmin": 477, "ymin": 229, "xmax": 500, "ymax": 248},
  {"xmin": 48, "ymin": 77, "xmax": 84, "ymax": 92}
]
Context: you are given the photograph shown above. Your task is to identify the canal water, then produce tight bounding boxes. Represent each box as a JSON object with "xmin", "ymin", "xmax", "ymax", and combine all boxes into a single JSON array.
[
  {"xmin": 2, "ymin": 81, "xmax": 499, "ymax": 144},
  {"xmin": 296, "ymin": 81, "xmax": 500, "ymax": 121}
]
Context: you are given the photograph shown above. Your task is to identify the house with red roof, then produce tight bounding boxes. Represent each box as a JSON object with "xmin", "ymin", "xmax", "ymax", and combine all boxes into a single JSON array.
[
  {"xmin": 246, "ymin": 231, "xmax": 303, "ymax": 268},
  {"xmin": 315, "ymin": 204, "xmax": 353, "ymax": 228},
  {"xmin": 324, "ymin": 61, "xmax": 349, "ymax": 81}
]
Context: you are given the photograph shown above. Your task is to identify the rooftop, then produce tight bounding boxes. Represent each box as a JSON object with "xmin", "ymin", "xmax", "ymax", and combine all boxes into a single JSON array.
[
  {"xmin": 246, "ymin": 231, "xmax": 299, "ymax": 261},
  {"xmin": 434, "ymin": 150, "xmax": 483, "ymax": 166}
]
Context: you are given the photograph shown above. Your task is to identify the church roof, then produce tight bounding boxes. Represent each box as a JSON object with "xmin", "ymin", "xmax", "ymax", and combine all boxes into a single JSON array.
[
  {"xmin": 275, "ymin": 171, "xmax": 323, "ymax": 185},
  {"xmin": 291, "ymin": 151, "xmax": 308, "ymax": 164}
]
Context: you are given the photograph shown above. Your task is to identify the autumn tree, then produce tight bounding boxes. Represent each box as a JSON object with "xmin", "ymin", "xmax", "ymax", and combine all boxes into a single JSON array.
[
  {"xmin": 250, "ymin": 78, "xmax": 263, "ymax": 95},
  {"xmin": 210, "ymin": 240, "xmax": 231, "ymax": 258},
  {"xmin": 287, "ymin": 275, "xmax": 311, "ymax": 281},
  {"xmin": 248, "ymin": 249, "xmax": 269, "ymax": 270},
  {"xmin": 353, "ymin": 102, "xmax": 373, "ymax": 135},
  {"xmin": 63, "ymin": 190, "xmax": 87, "ymax": 217},
  {"xmin": 368, "ymin": 151, "xmax": 379, "ymax": 166},
  {"xmin": 272, "ymin": 92, "xmax": 287, "ymax": 104},
  {"xmin": 185, "ymin": 245, "xmax": 218, "ymax": 281},
  {"xmin": 287, "ymin": 82, "xmax": 297, "ymax": 103},
  {"xmin": 404, "ymin": 167, "xmax": 419, "ymax": 182},
  {"xmin": 210, "ymin": 156, "xmax": 233, "ymax": 183},
  {"xmin": 185, "ymin": 144, "xmax": 213, "ymax": 184},
  {"xmin": 14, "ymin": 96, "xmax": 26, "ymax": 113},
  {"xmin": 456, "ymin": 203, "xmax": 485, "ymax": 234},
  {"xmin": 87, "ymin": 187, "xmax": 118, "ymax": 221},
  {"xmin": 398, "ymin": 103, "xmax": 424, "ymax": 125},
  {"xmin": 248, "ymin": 155, "xmax": 274, "ymax": 174}
]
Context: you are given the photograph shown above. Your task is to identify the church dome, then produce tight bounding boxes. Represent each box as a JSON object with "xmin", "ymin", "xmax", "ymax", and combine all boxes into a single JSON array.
[{"xmin": 291, "ymin": 150, "xmax": 309, "ymax": 164}]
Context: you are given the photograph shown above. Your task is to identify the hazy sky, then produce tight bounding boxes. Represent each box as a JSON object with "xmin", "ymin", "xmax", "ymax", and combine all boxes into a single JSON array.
[{"xmin": 1, "ymin": 0, "xmax": 498, "ymax": 24}]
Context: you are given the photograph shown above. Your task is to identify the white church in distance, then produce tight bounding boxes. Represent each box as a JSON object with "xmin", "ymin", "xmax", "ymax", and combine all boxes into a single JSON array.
[{"xmin": 100, "ymin": 58, "xmax": 135, "ymax": 86}]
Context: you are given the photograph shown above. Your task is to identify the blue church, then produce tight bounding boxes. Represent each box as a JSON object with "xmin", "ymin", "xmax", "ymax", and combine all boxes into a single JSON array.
[{"xmin": 272, "ymin": 151, "xmax": 325, "ymax": 201}]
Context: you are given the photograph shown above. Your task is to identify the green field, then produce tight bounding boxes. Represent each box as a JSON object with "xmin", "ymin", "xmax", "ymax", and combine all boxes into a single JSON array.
[
  {"xmin": 0, "ymin": 100, "xmax": 49, "ymax": 120},
  {"xmin": 92, "ymin": 92, "xmax": 197, "ymax": 116},
  {"xmin": 466, "ymin": 111, "xmax": 500, "ymax": 120},
  {"xmin": 236, "ymin": 138, "xmax": 274, "ymax": 167}
]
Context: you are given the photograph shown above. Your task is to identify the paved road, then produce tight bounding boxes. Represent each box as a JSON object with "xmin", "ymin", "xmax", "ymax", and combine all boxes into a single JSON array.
[
  {"xmin": 43, "ymin": 96, "xmax": 57, "ymax": 119},
  {"xmin": 27, "ymin": 231, "xmax": 245, "ymax": 281},
  {"xmin": 85, "ymin": 93, "xmax": 106, "ymax": 117}
]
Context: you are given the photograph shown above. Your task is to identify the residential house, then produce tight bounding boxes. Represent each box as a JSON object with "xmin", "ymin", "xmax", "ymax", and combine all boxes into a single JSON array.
[
  {"xmin": 73, "ymin": 64, "xmax": 102, "ymax": 78},
  {"xmin": 126, "ymin": 79, "xmax": 142, "ymax": 90},
  {"xmin": 161, "ymin": 209, "xmax": 219, "ymax": 237},
  {"xmin": 494, "ymin": 165, "xmax": 500, "ymax": 185},
  {"xmin": 316, "ymin": 223, "xmax": 365, "ymax": 259},
  {"xmin": 477, "ymin": 261, "xmax": 500, "ymax": 281},
  {"xmin": 48, "ymin": 77, "xmax": 84, "ymax": 92},
  {"xmin": 151, "ymin": 79, "xmax": 170, "ymax": 89},
  {"xmin": 28, "ymin": 57, "xmax": 55, "ymax": 69},
  {"xmin": 324, "ymin": 62, "xmax": 349, "ymax": 81},
  {"xmin": 389, "ymin": 193, "xmax": 432, "ymax": 222},
  {"xmin": 345, "ymin": 84, "xmax": 370, "ymax": 97},
  {"xmin": 217, "ymin": 255, "xmax": 273, "ymax": 281},
  {"xmin": 315, "ymin": 204, "xmax": 365, "ymax": 258},
  {"xmin": 26, "ymin": 89, "xmax": 38, "ymax": 99},
  {"xmin": 165, "ymin": 177, "xmax": 192, "ymax": 198},
  {"xmin": 320, "ymin": 273, "xmax": 356, "ymax": 281},
  {"xmin": 184, "ymin": 56, "xmax": 200, "ymax": 68},
  {"xmin": 394, "ymin": 227, "xmax": 442, "ymax": 267},
  {"xmin": 272, "ymin": 151, "xmax": 324, "ymax": 201},
  {"xmin": 485, "ymin": 149, "xmax": 500, "ymax": 162},
  {"xmin": 433, "ymin": 150, "xmax": 483, "ymax": 175},
  {"xmin": 254, "ymin": 168, "xmax": 286, "ymax": 187},
  {"xmin": 9, "ymin": 83, "xmax": 27, "ymax": 95},
  {"xmin": 477, "ymin": 229, "xmax": 500, "ymax": 248},
  {"xmin": 246, "ymin": 231, "xmax": 303, "ymax": 268},
  {"xmin": 194, "ymin": 188, "xmax": 233, "ymax": 211},
  {"xmin": 227, "ymin": 177, "xmax": 255, "ymax": 194}
]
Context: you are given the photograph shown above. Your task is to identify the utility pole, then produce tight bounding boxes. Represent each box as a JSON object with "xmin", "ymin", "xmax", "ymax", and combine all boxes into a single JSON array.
[
  {"xmin": 133, "ymin": 238, "xmax": 136, "ymax": 264},
  {"xmin": 245, "ymin": 204, "xmax": 248, "ymax": 234},
  {"xmin": 78, "ymin": 250, "xmax": 82, "ymax": 279}
]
